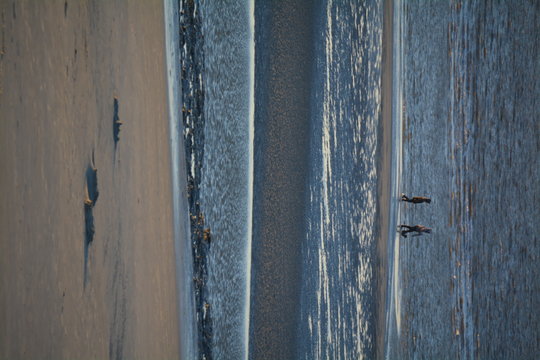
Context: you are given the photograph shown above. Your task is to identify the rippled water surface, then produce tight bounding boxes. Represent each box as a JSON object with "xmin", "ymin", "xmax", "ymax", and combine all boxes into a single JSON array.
[
  {"xmin": 172, "ymin": 1, "xmax": 539, "ymax": 359},
  {"xmin": 198, "ymin": 1, "xmax": 253, "ymax": 359},
  {"xmin": 299, "ymin": 1, "xmax": 383, "ymax": 358},
  {"xmin": 391, "ymin": 1, "xmax": 540, "ymax": 358}
]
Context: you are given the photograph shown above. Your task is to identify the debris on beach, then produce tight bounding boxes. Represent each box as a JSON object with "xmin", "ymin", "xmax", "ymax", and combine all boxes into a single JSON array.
[
  {"xmin": 85, "ymin": 157, "xmax": 99, "ymax": 208},
  {"xmin": 203, "ymin": 228, "xmax": 211, "ymax": 242},
  {"xmin": 203, "ymin": 302, "xmax": 211, "ymax": 320}
]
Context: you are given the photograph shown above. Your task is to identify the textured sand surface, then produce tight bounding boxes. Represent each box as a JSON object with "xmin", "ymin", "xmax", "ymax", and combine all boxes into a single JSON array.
[{"xmin": 0, "ymin": 1, "xmax": 180, "ymax": 358}]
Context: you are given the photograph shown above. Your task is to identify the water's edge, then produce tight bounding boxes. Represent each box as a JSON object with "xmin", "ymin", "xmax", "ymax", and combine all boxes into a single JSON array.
[
  {"xmin": 163, "ymin": 1, "xmax": 197, "ymax": 359},
  {"xmin": 384, "ymin": 0, "xmax": 403, "ymax": 357}
]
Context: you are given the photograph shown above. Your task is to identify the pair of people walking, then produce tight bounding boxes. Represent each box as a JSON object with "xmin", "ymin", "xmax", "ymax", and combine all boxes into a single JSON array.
[{"xmin": 399, "ymin": 194, "xmax": 432, "ymax": 238}]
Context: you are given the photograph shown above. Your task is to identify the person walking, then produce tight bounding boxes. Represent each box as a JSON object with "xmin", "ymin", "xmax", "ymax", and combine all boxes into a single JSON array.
[
  {"xmin": 401, "ymin": 194, "xmax": 431, "ymax": 204},
  {"xmin": 399, "ymin": 224, "xmax": 432, "ymax": 238}
]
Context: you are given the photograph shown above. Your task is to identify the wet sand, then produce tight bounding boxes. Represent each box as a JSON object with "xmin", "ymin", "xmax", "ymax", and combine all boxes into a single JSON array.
[
  {"xmin": 375, "ymin": 0, "xmax": 394, "ymax": 358},
  {"xmin": 0, "ymin": 1, "xmax": 180, "ymax": 358}
]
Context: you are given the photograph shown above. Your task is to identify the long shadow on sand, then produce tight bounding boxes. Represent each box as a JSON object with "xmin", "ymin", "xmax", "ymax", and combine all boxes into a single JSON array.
[{"xmin": 84, "ymin": 156, "xmax": 99, "ymax": 287}]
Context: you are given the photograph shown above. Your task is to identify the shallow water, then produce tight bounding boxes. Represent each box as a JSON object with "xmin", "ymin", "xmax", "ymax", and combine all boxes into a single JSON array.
[
  {"xmin": 164, "ymin": 1, "xmax": 197, "ymax": 358},
  {"xmin": 390, "ymin": 1, "xmax": 540, "ymax": 358}
]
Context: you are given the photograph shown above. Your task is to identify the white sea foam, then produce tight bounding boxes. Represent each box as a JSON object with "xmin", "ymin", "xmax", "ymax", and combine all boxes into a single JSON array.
[{"xmin": 198, "ymin": 0, "xmax": 254, "ymax": 358}]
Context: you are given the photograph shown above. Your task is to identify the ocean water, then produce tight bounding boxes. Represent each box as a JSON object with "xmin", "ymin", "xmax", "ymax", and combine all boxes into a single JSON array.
[
  {"xmin": 166, "ymin": 0, "xmax": 254, "ymax": 358},
  {"xmin": 197, "ymin": 1, "xmax": 254, "ymax": 359},
  {"xmin": 389, "ymin": 1, "xmax": 540, "ymax": 358},
  {"xmin": 298, "ymin": 1, "xmax": 383, "ymax": 359},
  {"xmin": 168, "ymin": 0, "xmax": 540, "ymax": 359},
  {"xmin": 177, "ymin": 0, "xmax": 385, "ymax": 358}
]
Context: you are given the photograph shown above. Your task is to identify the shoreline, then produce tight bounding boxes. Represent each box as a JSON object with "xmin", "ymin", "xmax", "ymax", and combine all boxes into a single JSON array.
[
  {"xmin": 163, "ymin": 0, "xmax": 197, "ymax": 358},
  {"xmin": 376, "ymin": 0, "xmax": 394, "ymax": 358},
  {"xmin": 177, "ymin": 0, "xmax": 214, "ymax": 358}
]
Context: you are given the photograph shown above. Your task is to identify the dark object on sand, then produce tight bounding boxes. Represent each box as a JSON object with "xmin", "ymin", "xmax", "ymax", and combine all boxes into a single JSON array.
[
  {"xmin": 84, "ymin": 156, "xmax": 99, "ymax": 286},
  {"xmin": 84, "ymin": 157, "xmax": 99, "ymax": 246},
  {"xmin": 401, "ymin": 194, "xmax": 431, "ymax": 204},
  {"xmin": 113, "ymin": 97, "xmax": 122, "ymax": 146},
  {"xmin": 84, "ymin": 162, "xmax": 98, "ymax": 245},
  {"xmin": 399, "ymin": 224, "xmax": 432, "ymax": 238},
  {"xmin": 85, "ymin": 162, "xmax": 99, "ymax": 207}
]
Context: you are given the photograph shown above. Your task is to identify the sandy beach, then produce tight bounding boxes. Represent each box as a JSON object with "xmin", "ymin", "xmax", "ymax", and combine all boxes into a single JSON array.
[{"xmin": 0, "ymin": 1, "xmax": 180, "ymax": 358}]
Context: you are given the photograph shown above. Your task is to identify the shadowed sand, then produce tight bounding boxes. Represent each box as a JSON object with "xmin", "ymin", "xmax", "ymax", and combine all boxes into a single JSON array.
[{"xmin": 0, "ymin": 1, "xmax": 181, "ymax": 358}]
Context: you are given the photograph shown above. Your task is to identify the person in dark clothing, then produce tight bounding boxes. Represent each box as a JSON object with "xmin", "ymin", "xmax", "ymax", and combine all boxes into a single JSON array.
[
  {"xmin": 401, "ymin": 194, "xmax": 431, "ymax": 204},
  {"xmin": 399, "ymin": 224, "xmax": 432, "ymax": 238}
]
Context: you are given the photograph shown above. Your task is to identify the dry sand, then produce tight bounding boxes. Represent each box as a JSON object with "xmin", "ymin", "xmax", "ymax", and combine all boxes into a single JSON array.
[{"xmin": 0, "ymin": 1, "xmax": 180, "ymax": 358}]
